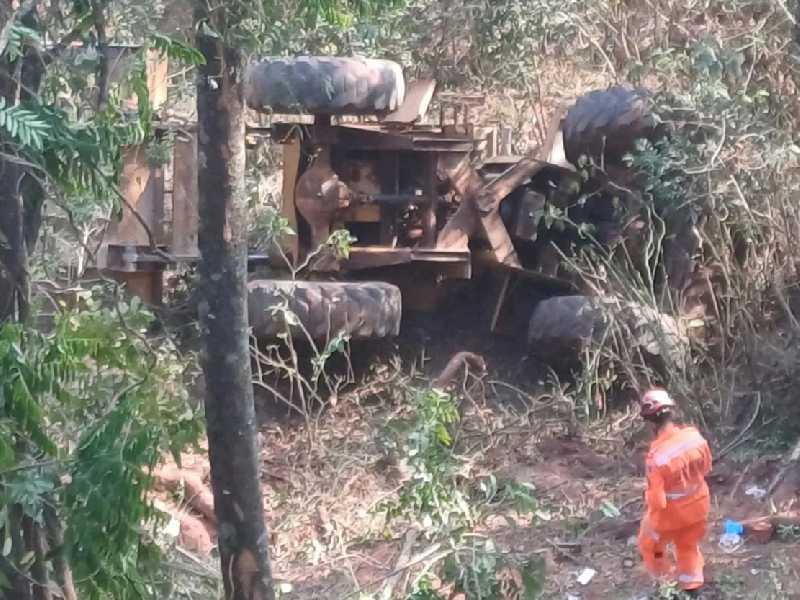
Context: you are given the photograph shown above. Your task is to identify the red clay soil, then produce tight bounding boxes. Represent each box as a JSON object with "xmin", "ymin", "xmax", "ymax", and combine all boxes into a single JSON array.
[{"xmin": 151, "ymin": 423, "xmax": 800, "ymax": 599}]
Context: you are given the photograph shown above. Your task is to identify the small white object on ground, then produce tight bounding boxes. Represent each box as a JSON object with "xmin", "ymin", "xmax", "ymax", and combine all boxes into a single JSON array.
[
  {"xmin": 163, "ymin": 516, "xmax": 181, "ymax": 540},
  {"xmin": 744, "ymin": 485, "xmax": 767, "ymax": 499},
  {"xmin": 576, "ymin": 567, "xmax": 596, "ymax": 585},
  {"xmin": 719, "ymin": 532, "xmax": 743, "ymax": 553},
  {"xmin": 566, "ymin": 594, "xmax": 581, "ymax": 600}
]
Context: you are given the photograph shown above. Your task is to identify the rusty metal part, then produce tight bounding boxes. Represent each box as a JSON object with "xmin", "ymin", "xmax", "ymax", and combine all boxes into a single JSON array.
[
  {"xmin": 270, "ymin": 122, "xmax": 477, "ymax": 154},
  {"xmin": 104, "ymin": 244, "xmax": 271, "ymax": 270},
  {"xmin": 295, "ymin": 146, "xmax": 354, "ymax": 249},
  {"xmin": 474, "ymin": 157, "xmax": 550, "ymax": 215},
  {"xmin": 382, "ymin": 79, "xmax": 437, "ymax": 126},
  {"xmin": 437, "ymin": 154, "xmax": 574, "ymax": 268},
  {"xmin": 435, "ymin": 101, "xmax": 572, "ymax": 269},
  {"xmin": 421, "ymin": 154, "xmax": 439, "ymax": 248},
  {"xmin": 436, "ymin": 153, "xmax": 488, "ymax": 251},
  {"xmin": 343, "ymin": 247, "xmax": 471, "ymax": 279},
  {"xmin": 472, "ymin": 250, "xmax": 577, "ymax": 292}
]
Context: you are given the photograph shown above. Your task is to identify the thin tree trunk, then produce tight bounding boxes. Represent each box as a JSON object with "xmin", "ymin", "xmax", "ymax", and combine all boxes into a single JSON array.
[
  {"xmin": 43, "ymin": 504, "xmax": 77, "ymax": 600},
  {"xmin": 0, "ymin": 156, "xmax": 28, "ymax": 322},
  {"xmin": 22, "ymin": 517, "xmax": 52, "ymax": 600},
  {"xmin": 19, "ymin": 8, "xmax": 46, "ymax": 257},
  {"xmin": 0, "ymin": 5, "xmax": 43, "ymax": 323},
  {"xmin": 0, "ymin": 31, "xmax": 23, "ymax": 322},
  {"xmin": 6, "ymin": 504, "xmax": 32, "ymax": 600},
  {"xmin": 194, "ymin": 3, "xmax": 276, "ymax": 599}
]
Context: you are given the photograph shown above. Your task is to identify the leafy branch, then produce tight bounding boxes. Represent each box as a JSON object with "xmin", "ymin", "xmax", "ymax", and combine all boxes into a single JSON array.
[{"xmin": 0, "ymin": 98, "xmax": 51, "ymax": 150}]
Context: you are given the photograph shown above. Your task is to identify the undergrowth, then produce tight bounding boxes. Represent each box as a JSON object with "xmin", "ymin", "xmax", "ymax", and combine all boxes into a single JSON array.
[
  {"xmin": 374, "ymin": 387, "xmax": 544, "ymax": 599},
  {"xmin": 0, "ymin": 289, "xmax": 202, "ymax": 598}
]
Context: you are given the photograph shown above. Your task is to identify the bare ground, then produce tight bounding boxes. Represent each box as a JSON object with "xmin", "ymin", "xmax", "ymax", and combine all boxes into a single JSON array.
[
  {"xmin": 148, "ymin": 283, "xmax": 800, "ymax": 599},
  {"xmin": 153, "ymin": 346, "xmax": 800, "ymax": 600}
]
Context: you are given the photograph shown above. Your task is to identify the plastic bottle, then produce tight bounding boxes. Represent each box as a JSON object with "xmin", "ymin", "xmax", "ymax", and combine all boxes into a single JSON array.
[{"xmin": 719, "ymin": 519, "xmax": 744, "ymax": 552}]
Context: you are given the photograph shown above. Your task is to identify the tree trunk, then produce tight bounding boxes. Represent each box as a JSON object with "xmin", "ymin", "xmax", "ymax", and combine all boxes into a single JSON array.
[
  {"xmin": 0, "ymin": 158, "xmax": 28, "ymax": 322},
  {"xmin": 0, "ymin": 6, "xmax": 44, "ymax": 323},
  {"xmin": 194, "ymin": 3, "xmax": 276, "ymax": 599},
  {"xmin": 5, "ymin": 504, "xmax": 32, "ymax": 600},
  {"xmin": 22, "ymin": 517, "xmax": 52, "ymax": 600},
  {"xmin": 43, "ymin": 504, "xmax": 77, "ymax": 600}
]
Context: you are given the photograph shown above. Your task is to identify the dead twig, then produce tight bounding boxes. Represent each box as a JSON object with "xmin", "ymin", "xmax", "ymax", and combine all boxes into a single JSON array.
[
  {"xmin": 728, "ymin": 459, "xmax": 756, "ymax": 503},
  {"xmin": 716, "ymin": 392, "xmax": 761, "ymax": 462},
  {"xmin": 339, "ymin": 542, "xmax": 446, "ymax": 599}
]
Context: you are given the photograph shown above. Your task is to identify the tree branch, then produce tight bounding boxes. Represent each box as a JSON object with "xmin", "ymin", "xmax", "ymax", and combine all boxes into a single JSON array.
[{"xmin": 432, "ymin": 352, "xmax": 486, "ymax": 390}]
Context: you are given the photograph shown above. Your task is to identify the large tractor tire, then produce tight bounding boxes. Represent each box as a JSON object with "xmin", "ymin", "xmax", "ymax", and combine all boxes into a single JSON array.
[
  {"xmin": 248, "ymin": 280, "xmax": 402, "ymax": 341},
  {"xmin": 562, "ymin": 86, "xmax": 659, "ymax": 167},
  {"xmin": 527, "ymin": 295, "xmax": 688, "ymax": 371},
  {"xmin": 245, "ymin": 56, "xmax": 405, "ymax": 115}
]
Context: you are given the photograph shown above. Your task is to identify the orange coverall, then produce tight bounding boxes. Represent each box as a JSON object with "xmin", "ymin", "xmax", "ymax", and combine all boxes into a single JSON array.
[{"xmin": 637, "ymin": 423, "xmax": 712, "ymax": 591}]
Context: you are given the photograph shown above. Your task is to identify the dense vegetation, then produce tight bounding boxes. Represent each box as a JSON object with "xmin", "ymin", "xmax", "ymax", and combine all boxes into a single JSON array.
[{"xmin": 2, "ymin": 0, "xmax": 800, "ymax": 598}]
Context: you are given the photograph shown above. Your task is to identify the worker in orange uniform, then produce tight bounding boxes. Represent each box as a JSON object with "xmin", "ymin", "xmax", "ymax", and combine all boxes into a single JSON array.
[{"xmin": 637, "ymin": 388, "xmax": 712, "ymax": 594}]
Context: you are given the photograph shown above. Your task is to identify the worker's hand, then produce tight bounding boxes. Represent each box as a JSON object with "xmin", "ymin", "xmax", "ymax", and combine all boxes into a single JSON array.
[{"xmin": 645, "ymin": 467, "xmax": 667, "ymax": 511}]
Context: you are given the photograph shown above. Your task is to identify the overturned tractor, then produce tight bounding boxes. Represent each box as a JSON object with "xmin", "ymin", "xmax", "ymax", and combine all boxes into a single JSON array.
[
  {"xmin": 102, "ymin": 55, "xmax": 683, "ymax": 371},
  {"xmin": 242, "ymin": 58, "xmax": 671, "ymax": 349}
]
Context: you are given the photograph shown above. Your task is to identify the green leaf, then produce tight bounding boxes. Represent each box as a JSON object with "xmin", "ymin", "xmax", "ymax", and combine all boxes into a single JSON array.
[
  {"xmin": 1, "ymin": 23, "xmax": 42, "ymax": 61},
  {"xmin": 434, "ymin": 423, "xmax": 452, "ymax": 446},
  {"xmin": 150, "ymin": 33, "xmax": 206, "ymax": 66},
  {"xmin": 520, "ymin": 556, "xmax": 546, "ymax": 599},
  {"xmin": 0, "ymin": 98, "xmax": 51, "ymax": 150},
  {"xmin": 19, "ymin": 550, "xmax": 35, "ymax": 568},
  {"xmin": 599, "ymin": 500, "xmax": 621, "ymax": 518}
]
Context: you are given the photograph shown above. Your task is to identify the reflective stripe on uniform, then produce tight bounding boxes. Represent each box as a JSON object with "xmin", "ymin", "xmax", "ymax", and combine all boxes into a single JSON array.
[
  {"xmin": 678, "ymin": 572, "xmax": 704, "ymax": 584},
  {"xmin": 665, "ymin": 484, "xmax": 700, "ymax": 500},
  {"xmin": 653, "ymin": 431, "xmax": 706, "ymax": 466},
  {"xmin": 641, "ymin": 520, "xmax": 660, "ymax": 541}
]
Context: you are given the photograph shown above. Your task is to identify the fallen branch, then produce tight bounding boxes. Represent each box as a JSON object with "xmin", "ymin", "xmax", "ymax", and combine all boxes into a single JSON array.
[
  {"xmin": 432, "ymin": 352, "xmax": 486, "ymax": 390},
  {"xmin": 765, "ymin": 437, "xmax": 800, "ymax": 501},
  {"xmin": 381, "ymin": 530, "xmax": 418, "ymax": 600},
  {"xmin": 741, "ymin": 512, "xmax": 800, "ymax": 532},
  {"xmin": 152, "ymin": 464, "xmax": 216, "ymax": 524},
  {"xmin": 341, "ymin": 542, "xmax": 446, "ymax": 599}
]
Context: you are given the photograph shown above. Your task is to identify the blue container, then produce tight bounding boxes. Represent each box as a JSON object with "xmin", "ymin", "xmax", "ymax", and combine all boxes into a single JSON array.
[{"xmin": 724, "ymin": 519, "xmax": 744, "ymax": 536}]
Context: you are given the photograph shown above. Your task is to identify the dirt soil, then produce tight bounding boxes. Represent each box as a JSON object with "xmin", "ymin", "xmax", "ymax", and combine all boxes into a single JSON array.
[
  {"xmin": 155, "ymin": 398, "xmax": 800, "ymax": 598},
  {"xmin": 153, "ymin": 307, "xmax": 800, "ymax": 599}
]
